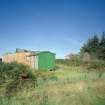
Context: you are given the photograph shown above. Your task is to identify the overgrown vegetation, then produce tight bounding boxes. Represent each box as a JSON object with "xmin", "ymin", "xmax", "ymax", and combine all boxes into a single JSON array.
[
  {"xmin": 56, "ymin": 59, "xmax": 105, "ymax": 70},
  {"xmin": 0, "ymin": 62, "xmax": 36, "ymax": 80},
  {"xmin": 80, "ymin": 32, "xmax": 105, "ymax": 60},
  {"xmin": 0, "ymin": 62, "xmax": 36, "ymax": 96},
  {"xmin": 0, "ymin": 64, "xmax": 105, "ymax": 105},
  {"xmin": 1, "ymin": 33, "xmax": 105, "ymax": 105}
]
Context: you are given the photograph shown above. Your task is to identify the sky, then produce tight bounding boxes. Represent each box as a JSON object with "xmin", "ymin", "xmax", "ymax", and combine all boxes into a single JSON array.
[{"xmin": 0, "ymin": 0, "xmax": 105, "ymax": 58}]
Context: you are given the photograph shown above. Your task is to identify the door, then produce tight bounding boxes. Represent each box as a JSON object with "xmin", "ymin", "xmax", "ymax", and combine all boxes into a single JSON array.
[
  {"xmin": 31, "ymin": 56, "xmax": 35, "ymax": 68},
  {"xmin": 35, "ymin": 56, "xmax": 38, "ymax": 69}
]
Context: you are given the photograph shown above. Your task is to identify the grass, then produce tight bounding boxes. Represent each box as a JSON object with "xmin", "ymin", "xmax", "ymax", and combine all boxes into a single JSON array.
[
  {"xmin": 0, "ymin": 79, "xmax": 105, "ymax": 105},
  {"xmin": 56, "ymin": 59, "xmax": 105, "ymax": 70},
  {"xmin": 0, "ymin": 63, "xmax": 105, "ymax": 105}
]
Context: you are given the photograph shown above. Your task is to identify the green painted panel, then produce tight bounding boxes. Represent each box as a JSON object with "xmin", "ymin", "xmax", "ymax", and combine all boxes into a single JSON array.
[{"xmin": 38, "ymin": 52, "xmax": 55, "ymax": 70}]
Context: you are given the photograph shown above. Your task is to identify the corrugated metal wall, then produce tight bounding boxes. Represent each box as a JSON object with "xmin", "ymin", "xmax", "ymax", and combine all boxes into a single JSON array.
[{"xmin": 38, "ymin": 52, "xmax": 55, "ymax": 70}]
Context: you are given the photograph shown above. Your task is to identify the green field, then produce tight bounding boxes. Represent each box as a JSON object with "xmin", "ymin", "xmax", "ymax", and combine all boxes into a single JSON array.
[{"xmin": 0, "ymin": 63, "xmax": 105, "ymax": 105}]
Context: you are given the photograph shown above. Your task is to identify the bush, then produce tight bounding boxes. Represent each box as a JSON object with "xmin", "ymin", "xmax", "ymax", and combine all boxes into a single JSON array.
[
  {"xmin": 56, "ymin": 59, "xmax": 84, "ymax": 66},
  {"xmin": 86, "ymin": 60, "xmax": 105, "ymax": 70},
  {"xmin": 0, "ymin": 62, "xmax": 36, "ymax": 82},
  {"xmin": 56, "ymin": 59, "xmax": 105, "ymax": 71},
  {"xmin": 0, "ymin": 62, "xmax": 36, "ymax": 96}
]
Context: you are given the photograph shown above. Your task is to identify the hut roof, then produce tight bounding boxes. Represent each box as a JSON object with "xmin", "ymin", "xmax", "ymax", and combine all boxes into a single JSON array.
[{"xmin": 28, "ymin": 51, "xmax": 55, "ymax": 56}]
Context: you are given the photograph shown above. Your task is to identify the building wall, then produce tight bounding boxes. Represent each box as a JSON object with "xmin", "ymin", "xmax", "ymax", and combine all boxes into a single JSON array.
[
  {"xmin": 2, "ymin": 52, "xmax": 32, "ymax": 67},
  {"xmin": 3, "ymin": 54, "xmax": 15, "ymax": 63},
  {"xmin": 2, "ymin": 51, "xmax": 55, "ymax": 70}
]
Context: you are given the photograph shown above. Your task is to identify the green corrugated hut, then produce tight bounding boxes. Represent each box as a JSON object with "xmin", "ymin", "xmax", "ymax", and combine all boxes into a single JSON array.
[{"xmin": 29, "ymin": 51, "xmax": 55, "ymax": 70}]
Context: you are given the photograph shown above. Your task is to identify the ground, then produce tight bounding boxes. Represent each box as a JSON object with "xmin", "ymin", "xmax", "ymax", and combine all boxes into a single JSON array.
[{"xmin": 0, "ymin": 64, "xmax": 105, "ymax": 105}]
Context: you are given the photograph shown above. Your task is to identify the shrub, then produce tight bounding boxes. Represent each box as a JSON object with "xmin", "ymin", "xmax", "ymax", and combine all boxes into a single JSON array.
[
  {"xmin": 0, "ymin": 62, "xmax": 36, "ymax": 82},
  {"xmin": 56, "ymin": 59, "xmax": 105, "ymax": 71},
  {"xmin": 0, "ymin": 62, "xmax": 37, "ymax": 96},
  {"xmin": 86, "ymin": 60, "xmax": 105, "ymax": 70},
  {"xmin": 56, "ymin": 59, "xmax": 84, "ymax": 67}
]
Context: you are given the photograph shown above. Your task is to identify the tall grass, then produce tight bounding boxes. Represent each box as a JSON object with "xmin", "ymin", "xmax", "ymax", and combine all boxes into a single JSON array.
[
  {"xmin": 0, "ymin": 62, "xmax": 36, "ymax": 83},
  {"xmin": 0, "ymin": 79, "xmax": 105, "ymax": 105},
  {"xmin": 35, "ymin": 66, "xmax": 105, "ymax": 87},
  {"xmin": 0, "ymin": 62, "xmax": 36, "ymax": 96},
  {"xmin": 56, "ymin": 59, "xmax": 105, "ymax": 70},
  {"xmin": 0, "ymin": 62, "xmax": 105, "ymax": 105}
]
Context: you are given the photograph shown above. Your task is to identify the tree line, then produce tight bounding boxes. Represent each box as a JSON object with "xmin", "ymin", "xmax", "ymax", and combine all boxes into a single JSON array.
[{"xmin": 80, "ymin": 32, "xmax": 105, "ymax": 60}]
